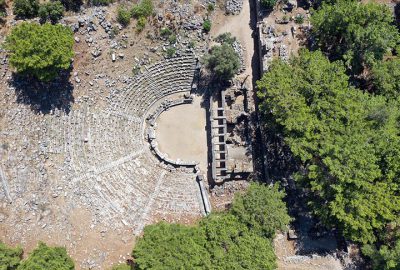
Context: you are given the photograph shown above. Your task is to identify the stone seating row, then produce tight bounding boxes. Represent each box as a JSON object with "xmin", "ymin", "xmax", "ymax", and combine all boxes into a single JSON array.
[
  {"xmin": 113, "ymin": 55, "xmax": 196, "ymax": 118},
  {"xmin": 39, "ymin": 109, "xmax": 143, "ymax": 178},
  {"xmin": 68, "ymin": 154, "xmax": 164, "ymax": 227}
]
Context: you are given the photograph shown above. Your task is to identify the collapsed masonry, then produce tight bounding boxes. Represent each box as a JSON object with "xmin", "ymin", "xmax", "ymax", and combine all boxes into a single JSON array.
[
  {"xmin": 0, "ymin": 54, "xmax": 210, "ymax": 238},
  {"xmin": 210, "ymin": 80, "xmax": 253, "ymax": 184}
]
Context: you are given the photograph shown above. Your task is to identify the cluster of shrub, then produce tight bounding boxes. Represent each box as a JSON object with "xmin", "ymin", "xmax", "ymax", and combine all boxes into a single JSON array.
[
  {"xmin": 115, "ymin": 183, "xmax": 290, "ymax": 270},
  {"xmin": 116, "ymin": 0, "xmax": 153, "ymax": 31},
  {"xmin": 159, "ymin": 27, "xmax": 177, "ymax": 57},
  {"xmin": 12, "ymin": 0, "xmax": 116, "ymax": 23},
  {"xmin": 117, "ymin": 0, "xmax": 211, "ymax": 33},
  {"xmin": 4, "ymin": 22, "xmax": 74, "ymax": 81},
  {"xmin": 0, "ymin": 242, "xmax": 74, "ymax": 270},
  {"xmin": 1, "ymin": 183, "xmax": 290, "ymax": 270},
  {"xmin": 203, "ymin": 33, "xmax": 241, "ymax": 82},
  {"xmin": 12, "ymin": 0, "xmax": 64, "ymax": 23},
  {"xmin": 202, "ymin": 3, "xmax": 213, "ymax": 32},
  {"xmin": 3, "ymin": 0, "xmax": 217, "ymax": 81}
]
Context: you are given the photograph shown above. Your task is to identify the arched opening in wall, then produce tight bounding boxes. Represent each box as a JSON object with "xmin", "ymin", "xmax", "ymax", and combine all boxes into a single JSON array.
[{"xmin": 155, "ymin": 96, "xmax": 208, "ymax": 172}]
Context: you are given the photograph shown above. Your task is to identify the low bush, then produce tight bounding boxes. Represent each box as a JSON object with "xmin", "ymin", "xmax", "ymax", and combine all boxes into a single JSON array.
[
  {"xmin": 189, "ymin": 40, "xmax": 196, "ymax": 49},
  {"xmin": 0, "ymin": 0, "xmax": 6, "ymax": 18},
  {"xmin": 110, "ymin": 25, "xmax": 119, "ymax": 39},
  {"xmin": 168, "ymin": 34, "xmax": 177, "ymax": 44},
  {"xmin": 38, "ymin": 1, "xmax": 64, "ymax": 24},
  {"xmin": 261, "ymin": 0, "xmax": 277, "ymax": 9},
  {"xmin": 17, "ymin": 242, "xmax": 74, "ymax": 270},
  {"xmin": 90, "ymin": 0, "xmax": 112, "ymax": 6},
  {"xmin": 0, "ymin": 0, "xmax": 6, "ymax": 15},
  {"xmin": 132, "ymin": 66, "xmax": 140, "ymax": 75},
  {"xmin": 215, "ymin": 32, "xmax": 236, "ymax": 45},
  {"xmin": 203, "ymin": 19, "xmax": 211, "ymax": 32},
  {"xmin": 136, "ymin": 16, "xmax": 146, "ymax": 32},
  {"xmin": 0, "ymin": 241, "xmax": 23, "ymax": 270},
  {"xmin": 110, "ymin": 263, "xmax": 131, "ymax": 270},
  {"xmin": 13, "ymin": 0, "xmax": 39, "ymax": 18},
  {"xmin": 294, "ymin": 14, "xmax": 304, "ymax": 24},
  {"xmin": 117, "ymin": 6, "xmax": 130, "ymax": 27},
  {"xmin": 166, "ymin": 47, "xmax": 176, "ymax": 58},
  {"xmin": 160, "ymin": 27, "xmax": 172, "ymax": 37},
  {"xmin": 131, "ymin": 0, "xmax": 153, "ymax": 18}
]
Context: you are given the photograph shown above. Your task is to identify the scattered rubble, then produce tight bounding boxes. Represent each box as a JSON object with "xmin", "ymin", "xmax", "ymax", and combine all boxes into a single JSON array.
[
  {"xmin": 226, "ymin": 0, "xmax": 243, "ymax": 15},
  {"xmin": 232, "ymin": 40, "xmax": 246, "ymax": 73}
]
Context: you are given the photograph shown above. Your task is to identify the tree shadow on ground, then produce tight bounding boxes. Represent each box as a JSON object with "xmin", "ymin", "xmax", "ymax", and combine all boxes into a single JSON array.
[
  {"xmin": 10, "ymin": 71, "xmax": 74, "ymax": 114},
  {"xmin": 258, "ymin": 6, "xmax": 273, "ymax": 19},
  {"xmin": 248, "ymin": 0, "xmax": 345, "ymax": 257},
  {"xmin": 192, "ymin": 68, "xmax": 230, "ymax": 187},
  {"xmin": 60, "ymin": 0, "xmax": 83, "ymax": 12},
  {"xmin": 262, "ymin": 118, "xmax": 348, "ymax": 257},
  {"xmin": 286, "ymin": 185, "xmax": 341, "ymax": 256}
]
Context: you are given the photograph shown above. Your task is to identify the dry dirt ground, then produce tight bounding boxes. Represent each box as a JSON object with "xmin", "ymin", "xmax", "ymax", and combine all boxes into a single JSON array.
[
  {"xmin": 156, "ymin": 95, "xmax": 208, "ymax": 173},
  {"xmin": 211, "ymin": 0, "xmax": 254, "ymax": 81},
  {"xmin": 1, "ymin": 0, "xmax": 396, "ymax": 269},
  {"xmin": 1, "ymin": 1, "xmax": 213, "ymax": 269},
  {"xmin": 274, "ymin": 233, "xmax": 343, "ymax": 270}
]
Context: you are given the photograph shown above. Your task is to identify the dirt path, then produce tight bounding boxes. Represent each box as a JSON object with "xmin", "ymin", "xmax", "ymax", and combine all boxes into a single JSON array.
[{"xmin": 211, "ymin": 0, "xmax": 254, "ymax": 81}]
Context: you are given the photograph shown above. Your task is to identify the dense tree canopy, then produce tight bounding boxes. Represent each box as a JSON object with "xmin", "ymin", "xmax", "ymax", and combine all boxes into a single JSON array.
[
  {"xmin": 371, "ymin": 58, "xmax": 400, "ymax": 99},
  {"xmin": 311, "ymin": 0, "xmax": 400, "ymax": 75},
  {"xmin": 200, "ymin": 213, "xmax": 276, "ymax": 270},
  {"xmin": 204, "ymin": 43, "xmax": 240, "ymax": 82},
  {"xmin": 363, "ymin": 238, "xmax": 400, "ymax": 270},
  {"xmin": 17, "ymin": 242, "xmax": 74, "ymax": 270},
  {"xmin": 13, "ymin": 0, "xmax": 39, "ymax": 18},
  {"xmin": 362, "ymin": 217, "xmax": 400, "ymax": 270},
  {"xmin": 0, "ymin": 242, "xmax": 22, "ymax": 270},
  {"xmin": 309, "ymin": 0, "xmax": 337, "ymax": 8},
  {"xmin": 133, "ymin": 183, "xmax": 289, "ymax": 270},
  {"xmin": 133, "ymin": 222, "xmax": 211, "ymax": 270},
  {"xmin": 231, "ymin": 183, "xmax": 291, "ymax": 238},
  {"xmin": 38, "ymin": 1, "xmax": 64, "ymax": 24},
  {"xmin": 4, "ymin": 22, "xmax": 74, "ymax": 81},
  {"xmin": 257, "ymin": 50, "xmax": 400, "ymax": 244}
]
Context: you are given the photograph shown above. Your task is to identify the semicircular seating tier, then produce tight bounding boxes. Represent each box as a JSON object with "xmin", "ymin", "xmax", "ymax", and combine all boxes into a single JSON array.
[
  {"xmin": 110, "ymin": 54, "xmax": 197, "ymax": 120},
  {"xmin": 0, "ymin": 54, "xmax": 204, "ymax": 234}
]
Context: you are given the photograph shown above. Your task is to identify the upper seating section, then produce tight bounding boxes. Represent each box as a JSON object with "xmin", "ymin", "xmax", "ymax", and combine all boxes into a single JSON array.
[{"xmin": 113, "ymin": 55, "xmax": 196, "ymax": 118}]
